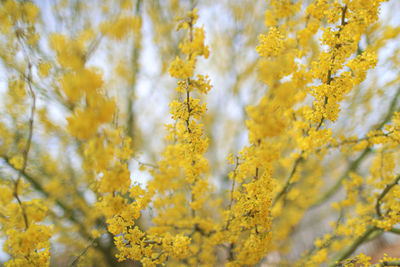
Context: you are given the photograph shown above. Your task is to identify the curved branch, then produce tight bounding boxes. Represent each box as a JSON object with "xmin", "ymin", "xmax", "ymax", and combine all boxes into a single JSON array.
[
  {"xmin": 272, "ymin": 154, "xmax": 303, "ymax": 207},
  {"xmin": 312, "ymin": 86, "xmax": 400, "ymax": 208},
  {"xmin": 376, "ymin": 174, "xmax": 400, "ymax": 217},
  {"xmin": 330, "ymin": 226, "xmax": 378, "ymax": 267}
]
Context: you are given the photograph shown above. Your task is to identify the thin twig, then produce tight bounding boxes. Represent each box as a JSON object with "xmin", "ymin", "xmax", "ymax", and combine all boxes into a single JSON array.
[
  {"xmin": 375, "ymin": 174, "xmax": 400, "ymax": 217},
  {"xmin": 389, "ymin": 227, "xmax": 400, "ymax": 235},
  {"xmin": 272, "ymin": 153, "xmax": 303, "ymax": 207},
  {"xmin": 132, "ymin": 157, "xmax": 158, "ymax": 169},
  {"xmin": 330, "ymin": 226, "xmax": 377, "ymax": 266},
  {"xmin": 312, "ymin": 87, "xmax": 400, "ymax": 208},
  {"xmin": 13, "ymin": 38, "xmax": 36, "ymax": 230},
  {"xmin": 224, "ymin": 156, "xmax": 240, "ymax": 230},
  {"xmin": 68, "ymin": 238, "xmax": 97, "ymax": 267},
  {"xmin": 370, "ymin": 260, "xmax": 400, "ymax": 267}
]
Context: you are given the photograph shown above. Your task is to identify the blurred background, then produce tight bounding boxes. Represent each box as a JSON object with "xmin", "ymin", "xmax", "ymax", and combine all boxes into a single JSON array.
[{"xmin": 1, "ymin": 0, "xmax": 400, "ymax": 265}]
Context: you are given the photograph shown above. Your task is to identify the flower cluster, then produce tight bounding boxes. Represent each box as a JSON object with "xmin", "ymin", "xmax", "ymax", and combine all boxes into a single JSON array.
[{"xmin": 1, "ymin": 0, "xmax": 400, "ymax": 266}]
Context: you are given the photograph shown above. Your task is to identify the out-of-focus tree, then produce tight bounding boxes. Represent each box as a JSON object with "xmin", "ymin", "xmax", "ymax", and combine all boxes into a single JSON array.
[{"xmin": 1, "ymin": 0, "xmax": 400, "ymax": 266}]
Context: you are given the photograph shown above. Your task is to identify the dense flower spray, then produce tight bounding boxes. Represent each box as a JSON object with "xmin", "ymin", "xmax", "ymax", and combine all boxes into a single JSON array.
[{"xmin": 1, "ymin": 0, "xmax": 400, "ymax": 266}]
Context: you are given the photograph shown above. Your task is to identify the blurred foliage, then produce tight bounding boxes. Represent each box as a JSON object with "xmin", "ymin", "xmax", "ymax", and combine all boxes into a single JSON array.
[{"xmin": 1, "ymin": 0, "xmax": 400, "ymax": 266}]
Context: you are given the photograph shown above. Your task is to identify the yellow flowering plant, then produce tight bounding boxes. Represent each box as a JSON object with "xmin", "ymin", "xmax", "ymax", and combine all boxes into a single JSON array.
[{"xmin": 1, "ymin": 0, "xmax": 400, "ymax": 266}]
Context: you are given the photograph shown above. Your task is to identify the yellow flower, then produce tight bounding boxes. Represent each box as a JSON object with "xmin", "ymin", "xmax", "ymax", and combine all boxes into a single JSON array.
[
  {"xmin": 10, "ymin": 155, "xmax": 23, "ymax": 170},
  {"xmin": 38, "ymin": 62, "xmax": 51, "ymax": 78}
]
